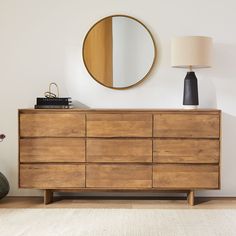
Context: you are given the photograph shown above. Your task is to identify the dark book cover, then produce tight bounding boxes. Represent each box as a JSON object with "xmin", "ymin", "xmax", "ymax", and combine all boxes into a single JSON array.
[
  {"xmin": 35, "ymin": 104, "xmax": 73, "ymax": 109},
  {"xmin": 36, "ymin": 97, "xmax": 72, "ymax": 106}
]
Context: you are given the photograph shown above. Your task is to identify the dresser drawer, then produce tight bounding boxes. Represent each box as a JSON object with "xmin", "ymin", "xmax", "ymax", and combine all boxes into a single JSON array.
[
  {"xmin": 87, "ymin": 114, "xmax": 152, "ymax": 137},
  {"xmin": 20, "ymin": 113, "xmax": 85, "ymax": 137},
  {"xmin": 87, "ymin": 139, "xmax": 152, "ymax": 163},
  {"xmin": 153, "ymin": 164, "xmax": 219, "ymax": 189},
  {"xmin": 86, "ymin": 164, "xmax": 152, "ymax": 188},
  {"xmin": 154, "ymin": 113, "xmax": 220, "ymax": 138},
  {"xmin": 20, "ymin": 164, "xmax": 85, "ymax": 188},
  {"xmin": 20, "ymin": 138, "xmax": 85, "ymax": 163},
  {"xmin": 153, "ymin": 139, "xmax": 219, "ymax": 164}
]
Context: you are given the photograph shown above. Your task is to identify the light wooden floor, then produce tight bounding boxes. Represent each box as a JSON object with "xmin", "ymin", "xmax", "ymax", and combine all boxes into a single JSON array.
[{"xmin": 1, "ymin": 197, "xmax": 236, "ymax": 209}]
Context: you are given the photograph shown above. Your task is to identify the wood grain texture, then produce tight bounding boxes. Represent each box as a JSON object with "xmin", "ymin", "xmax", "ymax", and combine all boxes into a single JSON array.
[
  {"xmin": 20, "ymin": 113, "xmax": 85, "ymax": 137},
  {"xmin": 87, "ymin": 138, "xmax": 152, "ymax": 163},
  {"xmin": 83, "ymin": 17, "xmax": 113, "ymax": 86},
  {"xmin": 20, "ymin": 138, "xmax": 85, "ymax": 163},
  {"xmin": 154, "ymin": 113, "xmax": 220, "ymax": 138},
  {"xmin": 87, "ymin": 113, "xmax": 152, "ymax": 137},
  {"xmin": 153, "ymin": 139, "xmax": 220, "ymax": 164},
  {"xmin": 153, "ymin": 164, "xmax": 219, "ymax": 189},
  {"xmin": 86, "ymin": 164, "xmax": 152, "ymax": 188},
  {"xmin": 20, "ymin": 164, "xmax": 85, "ymax": 188}
]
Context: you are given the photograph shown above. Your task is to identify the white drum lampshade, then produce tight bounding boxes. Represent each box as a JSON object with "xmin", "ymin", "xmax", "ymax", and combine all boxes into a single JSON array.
[{"xmin": 171, "ymin": 36, "xmax": 213, "ymax": 107}]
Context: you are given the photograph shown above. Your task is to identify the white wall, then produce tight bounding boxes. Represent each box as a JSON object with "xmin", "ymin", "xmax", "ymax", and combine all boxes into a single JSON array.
[{"xmin": 0, "ymin": 0, "xmax": 236, "ymax": 196}]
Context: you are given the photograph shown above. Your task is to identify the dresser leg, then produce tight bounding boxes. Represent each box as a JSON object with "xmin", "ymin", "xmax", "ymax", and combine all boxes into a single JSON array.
[
  {"xmin": 187, "ymin": 190, "xmax": 195, "ymax": 206},
  {"xmin": 44, "ymin": 190, "xmax": 53, "ymax": 205}
]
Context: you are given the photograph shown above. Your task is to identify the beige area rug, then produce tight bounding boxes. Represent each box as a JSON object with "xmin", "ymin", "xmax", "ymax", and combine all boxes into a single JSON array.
[{"xmin": 0, "ymin": 209, "xmax": 236, "ymax": 236}]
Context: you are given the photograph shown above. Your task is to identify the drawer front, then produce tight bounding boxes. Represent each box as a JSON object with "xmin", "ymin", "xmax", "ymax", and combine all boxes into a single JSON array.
[
  {"xmin": 154, "ymin": 113, "xmax": 220, "ymax": 138},
  {"xmin": 153, "ymin": 139, "xmax": 220, "ymax": 164},
  {"xmin": 86, "ymin": 164, "xmax": 152, "ymax": 188},
  {"xmin": 87, "ymin": 139, "xmax": 152, "ymax": 163},
  {"xmin": 20, "ymin": 113, "xmax": 85, "ymax": 137},
  {"xmin": 87, "ymin": 114, "xmax": 152, "ymax": 137},
  {"xmin": 20, "ymin": 138, "xmax": 85, "ymax": 163},
  {"xmin": 153, "ymin": 164, "xmax": 219, "ymax": 189},
  {"xmin": 20, "ymin": 164, "xmax": 85, "ymax": 188}
]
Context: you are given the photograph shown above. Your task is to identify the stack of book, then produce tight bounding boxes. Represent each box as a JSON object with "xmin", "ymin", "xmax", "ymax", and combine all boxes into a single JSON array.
[{"xmin": 35, "ymin": 97, "xmax": 73, "ymax": 109}]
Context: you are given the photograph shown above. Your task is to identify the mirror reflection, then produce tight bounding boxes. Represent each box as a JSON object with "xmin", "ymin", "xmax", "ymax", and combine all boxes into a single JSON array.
[{"xmin": 83, "ymin": 15, "xmax": 156, "ymax": 89}]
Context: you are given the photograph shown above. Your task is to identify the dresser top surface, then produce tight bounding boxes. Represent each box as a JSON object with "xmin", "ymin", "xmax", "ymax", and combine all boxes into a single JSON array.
[{"xmin": 19, "ymin": 108, "xmax": 221, "ymax": 114}]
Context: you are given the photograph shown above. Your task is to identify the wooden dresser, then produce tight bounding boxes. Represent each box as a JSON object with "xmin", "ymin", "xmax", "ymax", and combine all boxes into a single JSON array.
[{"xmin": 18, "ymin": 109, "xmax": 221, "ymax": 205}]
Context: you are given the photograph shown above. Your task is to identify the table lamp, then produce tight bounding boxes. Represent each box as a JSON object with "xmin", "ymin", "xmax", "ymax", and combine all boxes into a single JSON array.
[{"xmin": 171, "ymin": 36, "xmax": 212, "ymax": 108}]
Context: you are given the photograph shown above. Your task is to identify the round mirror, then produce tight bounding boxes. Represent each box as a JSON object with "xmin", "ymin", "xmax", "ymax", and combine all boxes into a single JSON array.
[{"xmin": 83, "ymin": 15, "xmax": 156, "ymax": 89}]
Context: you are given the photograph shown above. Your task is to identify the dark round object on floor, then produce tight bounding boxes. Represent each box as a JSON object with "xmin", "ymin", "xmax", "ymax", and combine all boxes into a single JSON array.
[{"xmin": 0, "ymin": 172, "xmax": 10, "ymax": 199}]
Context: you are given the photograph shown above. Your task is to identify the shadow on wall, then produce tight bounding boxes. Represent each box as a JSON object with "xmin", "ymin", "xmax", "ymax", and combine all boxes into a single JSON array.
[
  {"xmin": 72, "ymin": 100, "xmax": 90, "ymax": 109},
  {"xmin": 198, "ymin": 76, "xmax": 217, "ymax": 108}
]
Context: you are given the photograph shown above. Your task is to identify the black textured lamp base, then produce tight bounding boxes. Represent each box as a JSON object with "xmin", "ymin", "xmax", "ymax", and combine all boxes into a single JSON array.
[{"xmin": 183, "ymin": 71, "xmax": 199, "ymax": 108}]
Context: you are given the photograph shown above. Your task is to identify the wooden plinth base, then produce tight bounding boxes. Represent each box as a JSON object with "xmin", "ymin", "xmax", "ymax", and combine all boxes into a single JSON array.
[{"xmin": 43, "ymin": 189, "xmax": 195, "ymax": 206}]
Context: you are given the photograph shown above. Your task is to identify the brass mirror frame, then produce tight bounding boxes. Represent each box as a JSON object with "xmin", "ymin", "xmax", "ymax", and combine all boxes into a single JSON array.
[{"xmin": 82, "ymin": 14, "xmax": 157, "ymax": 90}]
